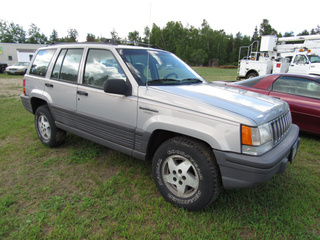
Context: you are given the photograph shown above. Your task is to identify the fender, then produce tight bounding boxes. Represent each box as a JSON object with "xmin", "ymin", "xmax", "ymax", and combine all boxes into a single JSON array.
[{"xmin": 137, "ymin": 110, "xmax": 241, "ymax": 153}]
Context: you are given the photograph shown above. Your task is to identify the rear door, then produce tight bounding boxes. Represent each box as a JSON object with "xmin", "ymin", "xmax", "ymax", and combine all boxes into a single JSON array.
[
  {"xmin": 269, "ymin": 76, "xmax": 320, "ymax": 134},
  {"xmin": 44, "ymin": 48, "xmax": 84, "ymax": 127}
]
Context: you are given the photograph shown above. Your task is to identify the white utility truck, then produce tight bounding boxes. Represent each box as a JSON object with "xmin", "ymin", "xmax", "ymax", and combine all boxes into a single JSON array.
[{"xmin": 237, "ymin": 35, "xmax": 320, "ymax": 79}]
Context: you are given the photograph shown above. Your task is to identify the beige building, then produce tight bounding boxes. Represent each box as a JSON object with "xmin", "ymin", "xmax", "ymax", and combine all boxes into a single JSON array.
[{"xmin": 0, "ymin": 43, "xmax": 45, "ymax": 66}]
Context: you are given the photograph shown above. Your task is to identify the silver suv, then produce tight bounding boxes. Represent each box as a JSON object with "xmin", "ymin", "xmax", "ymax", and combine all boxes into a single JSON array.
[{"xmin": 20, "ymin": 42, "xmax": 300, "ymax": 211}]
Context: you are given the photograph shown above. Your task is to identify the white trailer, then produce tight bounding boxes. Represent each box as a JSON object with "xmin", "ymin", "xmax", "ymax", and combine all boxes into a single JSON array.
[{"xmin": 238, "ymin": 35, "xmax": 320, "ymax": 79}]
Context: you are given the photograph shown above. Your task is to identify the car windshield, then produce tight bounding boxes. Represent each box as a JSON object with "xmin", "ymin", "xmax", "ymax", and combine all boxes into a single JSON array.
[
  {"xmin": 118, "ymin": 48, "xmax": 205, "ymax": 86},
  {"xmin": 233, "ymin": 75, "xmax": 266, "ymax": 87},
  {"xmin": 14, "ymin": 62, "xmax": 29, "ymax": 66},
  {"xmin": 307, "ymin": 55, "xmax": 320, "ymax": 63}
]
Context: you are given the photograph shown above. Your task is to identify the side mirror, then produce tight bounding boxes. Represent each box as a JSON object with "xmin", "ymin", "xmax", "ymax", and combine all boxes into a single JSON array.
[{"xmin": 104, "ymin": 79, "xmax": 131, "ymax": 96}]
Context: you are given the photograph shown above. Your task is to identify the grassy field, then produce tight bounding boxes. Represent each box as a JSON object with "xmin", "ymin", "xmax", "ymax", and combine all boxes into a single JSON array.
[
  {"xmin": 0, "ymin": 70, "xmax": 319, "ymax": 239},
  {"xmin": 193, "ymin": 67, "xmax": 238, "ymax": 82}
]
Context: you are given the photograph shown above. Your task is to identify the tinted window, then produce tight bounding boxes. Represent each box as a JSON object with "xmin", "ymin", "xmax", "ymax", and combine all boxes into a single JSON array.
[
  {"xmin": 273, "ymin": 76, "xmax": 320, "ymax": 99},
  {"xmin": 83, "ymin": 49, "xmax": 126, "ymax": 88},
  {"xmin": 30, "ymin": 49, "xmax": 56, "ymax": 76},
  {"xmin": 51, "ymin": 49, "xmax": 83, "ymax": 82}
]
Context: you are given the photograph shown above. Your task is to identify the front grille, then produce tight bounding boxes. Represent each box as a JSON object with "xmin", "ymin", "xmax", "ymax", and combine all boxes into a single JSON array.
[{"xmin": 271, "ymin": 111, "xmax": 292, "ymax": 145}]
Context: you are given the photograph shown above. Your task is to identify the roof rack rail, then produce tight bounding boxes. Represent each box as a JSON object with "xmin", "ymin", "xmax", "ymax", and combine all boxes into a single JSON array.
[
  {"xmin": 103, "ymin": 39, "xmax": 161, "ymax": 49},
  {"xmin": 48, "ymin": 39, "xmax": 162, "ymax": 49},
  {"xmin": 48, "ymin": 41, "xmax": 83, "ymax": 45},
  {"xmin": 103, "ymin": 39, "xmax": 118, "ymax": 45}
]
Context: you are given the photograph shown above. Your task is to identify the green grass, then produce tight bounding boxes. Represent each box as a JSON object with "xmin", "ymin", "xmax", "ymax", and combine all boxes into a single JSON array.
[
  {"xmin": 193, "ymin": 67, "xmax": 238, "ymax": 82},
  {"xmin": 0, "ymin": 70, "xmax": 319, "ymax": 239},
  {"xmin": 0, "ymin": 73, "xmax": 23, "ymax": 79}
]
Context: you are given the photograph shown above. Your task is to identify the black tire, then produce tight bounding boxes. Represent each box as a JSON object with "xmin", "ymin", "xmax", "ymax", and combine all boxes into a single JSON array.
[
  {"xmin": 152, "ymin": 136, "xmax": 221, "ymax": 211},
  {"xmin": 246, "ymin": 72, "xmax": 258, "ymax": 79},
  {"xmin": 35, "ymin": 105, "xmax": 66, "ymax": 147}
]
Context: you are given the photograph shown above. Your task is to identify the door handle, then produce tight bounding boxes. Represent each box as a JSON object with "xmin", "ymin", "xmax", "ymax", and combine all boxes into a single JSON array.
[
  {"xmin": 45, "ymin": 83, "xmax": 54, "ymax": 87},
  {"xmin": 77, "ymin": 90, "xmax": 88, "ymax": 96}
]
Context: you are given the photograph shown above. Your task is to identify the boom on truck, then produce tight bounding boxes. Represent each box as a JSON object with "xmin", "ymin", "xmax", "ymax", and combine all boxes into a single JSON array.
[{"xmin": 237, "ymin": 35, "xmax": 320, "ymax": 79}]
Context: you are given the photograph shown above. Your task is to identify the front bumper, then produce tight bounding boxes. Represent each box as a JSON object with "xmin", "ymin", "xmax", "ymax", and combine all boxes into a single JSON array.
[{"xmin": 214, "ymin": 124, "xmax": 300, "ymax": 189}]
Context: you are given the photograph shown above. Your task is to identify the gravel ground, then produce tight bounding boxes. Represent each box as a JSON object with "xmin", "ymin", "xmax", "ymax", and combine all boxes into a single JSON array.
[{"xmin": 0, "ymin": 76, "xmax": 23, "ymax": 98}]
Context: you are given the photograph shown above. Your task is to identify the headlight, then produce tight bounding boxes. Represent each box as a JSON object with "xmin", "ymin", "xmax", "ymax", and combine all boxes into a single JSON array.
[{"xmin": 241, "ymin": 123, "xmax": 273, "ymax": 155}]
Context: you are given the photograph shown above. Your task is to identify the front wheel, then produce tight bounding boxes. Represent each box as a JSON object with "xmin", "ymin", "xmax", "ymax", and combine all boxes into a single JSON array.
[
  {"xmin": 35, "ymin": 105, "xmax": 66, "ymax": 147},
  {"xmin": 246, "ymin": 72, "xmax": 258, "ymax": 79},
  {"xmin": 152, "ymin": 136, "xmax": 221, "ymax": 211}
]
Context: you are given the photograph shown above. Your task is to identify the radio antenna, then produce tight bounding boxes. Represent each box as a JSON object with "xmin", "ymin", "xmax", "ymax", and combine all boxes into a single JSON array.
[
  {"xmin": 148, "ymin": 0, "xmax": 152, "ymax": 48},
  {"xmin": 146, "ymin": 0, "xmax": 152, "ymax": 88}
]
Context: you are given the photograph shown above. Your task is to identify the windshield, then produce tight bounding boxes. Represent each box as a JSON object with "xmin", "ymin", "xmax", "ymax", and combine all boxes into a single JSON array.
[
  {"xmin": 117, "ymin": 48, "xmax": 205, "ymax": 86},
  {"xmin": 14, "ymin": 62, "xmax": 29, "ymax": 66},
  {"xmin": 233, "ymin": 75, "xmax": 266, "ymax": 87},
  {"xmin": 307, "ymin": 55, "xmax": 320, "ymax": 63}
]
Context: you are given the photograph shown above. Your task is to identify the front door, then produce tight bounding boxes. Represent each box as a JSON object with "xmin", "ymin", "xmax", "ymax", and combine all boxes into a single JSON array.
[{"xmin": 76, "ymin": 48, "xmax": 138, "ymax": 154}]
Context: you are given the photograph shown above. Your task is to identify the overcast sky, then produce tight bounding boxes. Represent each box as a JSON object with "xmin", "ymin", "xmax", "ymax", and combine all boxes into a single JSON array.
[{"xmin": 2, "ymin": 0, "xmax": 319, "ymax": 41}]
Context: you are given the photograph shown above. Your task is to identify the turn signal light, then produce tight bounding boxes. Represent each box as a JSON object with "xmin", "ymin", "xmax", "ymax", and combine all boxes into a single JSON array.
[
  {"xmin": 241, "ymin": 125, "xmax": 252, "ymax": 145},
  {"xmin": 23, "ymin": 78, "xmax": 26, "ymax": 95}
]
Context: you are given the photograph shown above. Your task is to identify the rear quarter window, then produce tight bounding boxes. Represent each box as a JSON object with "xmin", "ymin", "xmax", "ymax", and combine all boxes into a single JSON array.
[{"xmin": 30, "ymin": 49, "xmax": 56, "ymax": 77}]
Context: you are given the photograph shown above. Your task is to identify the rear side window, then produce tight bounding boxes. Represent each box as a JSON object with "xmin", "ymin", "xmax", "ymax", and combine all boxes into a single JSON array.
[
  {"xmin": 30, "ymin": 49, "xmax": 56, "ymax": 76},
  {"xmin": 51, "ymin": 49, "xmax": 83, "ymax": 83},
  {"xmin": 273, "ymin": 76, "xmax": 320, "ymax": 99}
]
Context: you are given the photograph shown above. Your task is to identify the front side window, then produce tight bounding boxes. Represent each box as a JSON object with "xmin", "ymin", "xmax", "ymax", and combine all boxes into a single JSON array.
[
  {"xmin": 298, "ymin": 55, "xmax": 308, "ymax": 64},
  {"xmin": 30, "ymin": 49, "xmax": 56, "ymax": 76},
  {"xmin": 83, "ymin": 49, "xmax": 126, "ymax": 88},
  {"xmin": 51, "ymin": 49, "xmax": 83, "ymax": 82},
  {"xmin": 293, "ymin": 55, "xmax": 308, "ymax": 64},
  {"xmin": 273, "ymin": 76, "xmax": 320, "ymax": 99}
]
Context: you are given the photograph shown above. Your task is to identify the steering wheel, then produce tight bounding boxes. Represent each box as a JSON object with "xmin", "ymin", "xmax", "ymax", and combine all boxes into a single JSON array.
[{"xmin": 163, "ymin": 72, "xmax": 178, "ymax": 79}]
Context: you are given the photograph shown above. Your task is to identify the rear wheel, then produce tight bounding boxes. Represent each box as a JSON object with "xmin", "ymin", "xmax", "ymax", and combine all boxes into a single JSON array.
[
  {"xmin": 152, "ymin": 136, "xmax": 221, "ymax": 211},
  {"xmin": 35, "ymin": 105, "xmax": 66, "ymax": 147}
]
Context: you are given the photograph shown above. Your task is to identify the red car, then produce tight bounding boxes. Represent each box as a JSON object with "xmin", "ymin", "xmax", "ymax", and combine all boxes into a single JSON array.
[{"xmin": 227, "ymin": 74, "xmax": 320, "ymax": 135}]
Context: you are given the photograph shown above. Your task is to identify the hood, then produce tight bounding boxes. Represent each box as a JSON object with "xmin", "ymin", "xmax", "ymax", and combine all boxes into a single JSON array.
[
  {"xmin": 7, "ymin": 65, "xmax": 27, "ymax": 70},
  {"xmin": 139, "ymin": 82, "xmax": 288, "ymax": 126}
]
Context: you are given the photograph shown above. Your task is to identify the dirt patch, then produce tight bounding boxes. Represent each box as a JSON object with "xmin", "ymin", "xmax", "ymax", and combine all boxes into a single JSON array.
[{"xmin": 0, "ymin": 76, "xmax": 24, "ymax": 98}]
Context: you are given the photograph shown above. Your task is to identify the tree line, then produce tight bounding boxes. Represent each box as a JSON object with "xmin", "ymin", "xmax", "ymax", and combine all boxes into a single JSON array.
[{"xmin": 1, "ymin": 19, "xmax": 319, "ymax": 66}]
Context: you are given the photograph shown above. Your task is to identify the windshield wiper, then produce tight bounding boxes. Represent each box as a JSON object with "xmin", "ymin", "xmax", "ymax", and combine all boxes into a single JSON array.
[
  {"xmin": 147, "ymin": 79, "xmax": 180, "ymax": 85},
  {"xmin": 181, "ymin": 78, "xmax": 203, "ymax": 84},
  {"xmin": 147, "ymin": 78, "xmax": 203, "ymax": 86}
]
